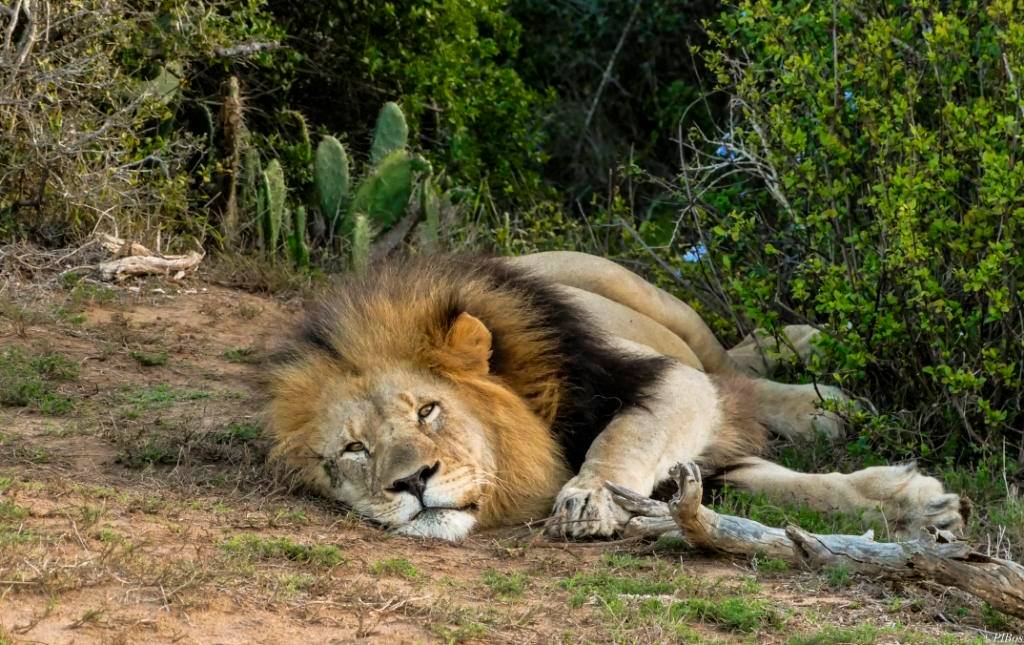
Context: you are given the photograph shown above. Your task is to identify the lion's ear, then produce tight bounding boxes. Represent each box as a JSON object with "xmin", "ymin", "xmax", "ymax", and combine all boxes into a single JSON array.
[{"xmin": 445, "ymin": 312, "xmax": 492, "ymax": 374}]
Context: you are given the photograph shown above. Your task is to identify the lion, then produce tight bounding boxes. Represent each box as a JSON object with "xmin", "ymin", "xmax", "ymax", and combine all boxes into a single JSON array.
[{"xmin": 265, "ymin": 252, "xmax": 966, "ymax": 541}]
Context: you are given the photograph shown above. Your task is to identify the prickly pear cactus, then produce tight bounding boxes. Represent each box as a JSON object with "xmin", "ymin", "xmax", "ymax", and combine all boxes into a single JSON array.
[
  {"xmin": 349, "ymin": 150, "xmax": 415, "ymax": 231},
  {"xmin": 369, "ymin": 102, "xmax": 408, "ymax": 165},
  {"xmin": 241, "ymin": 148, "xmax": 262, "ymax": 218},
  {"xmin": 260, "ymin": 159, "xmax": 286, "ymax": 255},
  {"xmin": 283, "ymin": 109, "xmax": 312, "ymax": 165},
  {"xmin": 419, "ymin": 175, "xmax": 440, "ymax": 250},
  {"xmin": 288, "ymin": 206, "xmax": 310, "ymax": 267},
  {"xmin": 315, "ymin": 136, "xmax": 349, "ymax": 232},
  {"xmin": 351, "ymin": 214, "xmax": 372, "ymax": 273}
]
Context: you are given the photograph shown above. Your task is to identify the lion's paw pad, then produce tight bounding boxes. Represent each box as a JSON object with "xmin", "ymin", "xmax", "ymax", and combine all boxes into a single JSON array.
[{"xmin": 547, "ymin": 482, "xmax": 630, "ymax": 539}]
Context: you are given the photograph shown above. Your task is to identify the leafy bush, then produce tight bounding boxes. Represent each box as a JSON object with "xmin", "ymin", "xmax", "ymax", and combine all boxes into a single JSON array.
[{"xmin": 671, "ymin": 0, "xmax": 1024, "ymax": 467}]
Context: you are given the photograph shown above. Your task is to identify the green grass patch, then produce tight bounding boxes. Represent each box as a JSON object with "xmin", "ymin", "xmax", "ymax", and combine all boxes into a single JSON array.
[
  {"xmin": 752, "ymin": 554, "xmax": 791, "ymax": 573},
  {"xmin": 481, "ymin": 570, "xmax": 527, "ymax": 598},
  {"xmin": 0, "ymin": 500, "xmax": 28, "ymax": 521},
  {"xmin": 711, "ymin": 485, "xmax": 881, "ymax": 537},
  {"xmin": 94, "ymin": 528, "xmax": 122, "ymax": 543},
  {"xmin": 0, "ymin": 348, "xmax": 78, "ymax": 414},
  {"xmin": 981, "ymin": 602, "xmax": 1012, "ymax": 630},
  {"xmin": 65, "ymin": 280, "xmax": 116, "ymax": 307},
  {"xmin": 666, "ymin": 596, "xmax": 783, "ymax": 633},
  {"xmin": 270, "ymin": 508, "xmax": 308, "ymax": 525},
  {"xmin": 823, "ymin": 564, "xmax": 852, "ymax": 589},
  {"xmin": 214, "ymin": 422, "xmax": 262, "ymax": 443},
  {"xmin": 560, "ymin": 571, "xmax": 675, "ymax": 608},
  {"xmin": 371, "ymin": 557, "xmax": 421, "ymax": 580},
  {"xmin": 788, "ymin": 624, "xmax": 881, "ymax": 645},
  {"xmin": 219, "ymin": 534, "xmax": 343, "ymax": 567},
  {"xmin": 117, "ymin": 384, "xmax": 213, "ymax": 416},
  {"xmin": 653, "ymin": 534, "xmax": 689, "ymax": 551},
  {"xmin": 602, "ymin": 552, "xmax": 654, "ymax": 570},
  {"xmin": 116, "ymin": 439, "xmax": 179, "ymax": 468},
  {"xmin": 129, "ymin": 350, "xmax": 168, "ymax": 367},
  {"xmin": 222, "ymin": 347, "xmax": 260, "ymax": 364},
  {"xmin": 430, "ymin": 607, "xmax": 490, "ymax": 643},
  {"xmin": 0, "ymin": 499, "xmax": 34, "ymax": 547},
  {"xmin": 54, "ymin": 307, "xmax": 87, "ymax": 325},
  {"xmin": 278, "ymin": 573, "xmax": 317, "ymax": 594}
]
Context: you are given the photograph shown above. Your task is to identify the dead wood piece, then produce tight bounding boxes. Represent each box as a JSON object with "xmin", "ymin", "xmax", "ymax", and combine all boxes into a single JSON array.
[
  {"xmin": 606, "ymin": 462, "xmax": 1024, "ymax": 619},
  {"xmin": 97, "ymin": 233, "xmax": 152, "ymax": 257},
  {"xmin": 97, "ymin": 251, "xmax": 203, "ymax": 281}
]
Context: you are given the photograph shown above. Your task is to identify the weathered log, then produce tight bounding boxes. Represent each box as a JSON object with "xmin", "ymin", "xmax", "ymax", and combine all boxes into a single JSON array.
[
  {"xmin": 97, "ymin": 251, "xmax": 204, "ymax": 281},
  {"xmin": 606, "ymin": 462, "xmax": 1024, "ymax": 619}
]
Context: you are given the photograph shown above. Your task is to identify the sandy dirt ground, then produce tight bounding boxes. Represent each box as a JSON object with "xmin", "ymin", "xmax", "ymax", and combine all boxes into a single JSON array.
[{"xmin": 0, "ymin": 273, "xmax": 1020, "ymax": 644}]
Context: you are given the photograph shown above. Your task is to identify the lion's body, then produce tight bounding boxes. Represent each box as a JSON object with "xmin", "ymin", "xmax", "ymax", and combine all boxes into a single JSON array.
[{"xmin": 266, "ymin": 252, "xmax": 965, "ymax": 540}]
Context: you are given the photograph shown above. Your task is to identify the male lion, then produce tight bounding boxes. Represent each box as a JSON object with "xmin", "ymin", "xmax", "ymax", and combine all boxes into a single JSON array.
[{"xmin": 266, "ymin": 252, "xmax": 965, "ymax": 541}]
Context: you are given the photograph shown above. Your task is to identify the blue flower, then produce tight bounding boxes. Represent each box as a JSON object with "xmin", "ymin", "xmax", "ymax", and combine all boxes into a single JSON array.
[
  {"xmin": 843, "ymin": 89, "xmax": 857, "ymax": 111},
  {"xmin": 682, "ymin": 243, "xmax": 707, "ymax": 263},
  {"xmin": 715, "ymin": 145, "xmax": 738, "ymax": 161}
]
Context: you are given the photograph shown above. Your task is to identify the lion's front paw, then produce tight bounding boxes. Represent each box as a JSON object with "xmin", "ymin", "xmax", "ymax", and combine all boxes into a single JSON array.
[
  {"xmin": 853, "ymin": 463, "xmax": 970, "ymax": 538},
  {"xmin": 546, "ymin": 478, "xmax": 631, "ymax": 539}
]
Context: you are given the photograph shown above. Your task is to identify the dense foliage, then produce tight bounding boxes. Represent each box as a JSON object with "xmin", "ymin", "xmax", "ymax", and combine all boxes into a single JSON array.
[{"xmin": 680, "ymin": 0, "xmax": 1024, "ymax": 467}]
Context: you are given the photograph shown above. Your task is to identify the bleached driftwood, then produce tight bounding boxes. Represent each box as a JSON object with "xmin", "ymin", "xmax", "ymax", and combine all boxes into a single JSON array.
[
  {"xmin": 97, "ymin": 233, "xmax": 153, "ymax": 257},
  {"xmin": 607, "ymin": 462, "xmax": 1024, "ymax": 619},
  {"xmin": 95, "ymin": 234, "xmax": 203, "ymax": 281}
]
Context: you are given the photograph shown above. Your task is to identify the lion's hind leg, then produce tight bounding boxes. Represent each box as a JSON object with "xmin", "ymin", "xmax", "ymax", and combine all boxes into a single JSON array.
[
  {"xmin": 748, "ymin": 379, "xmax": 851, "ymax": 441},
  {"xmin": 716, "ymin": 457, "xmax": 968, "ymax": 538}
]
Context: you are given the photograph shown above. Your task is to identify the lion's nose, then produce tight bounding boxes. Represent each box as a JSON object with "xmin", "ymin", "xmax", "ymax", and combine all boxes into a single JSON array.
[{"xmin": 388, "ymin": 462, "xmax": 440, "ymax": 501}]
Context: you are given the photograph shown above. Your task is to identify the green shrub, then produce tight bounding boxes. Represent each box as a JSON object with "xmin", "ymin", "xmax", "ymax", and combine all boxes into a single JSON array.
[{"xmin": 673, "ymin": 0, "xmax": 1024, "ymax": 467}]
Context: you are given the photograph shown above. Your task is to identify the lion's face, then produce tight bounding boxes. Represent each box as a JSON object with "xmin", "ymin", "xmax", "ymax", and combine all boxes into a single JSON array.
[
  {"xmin": 270, "ymin": 310, "xmax": 572, "ymax": 540},
  {"xmin": 302, "ymin": 367, "xmax": 496, "ymax": 540}
]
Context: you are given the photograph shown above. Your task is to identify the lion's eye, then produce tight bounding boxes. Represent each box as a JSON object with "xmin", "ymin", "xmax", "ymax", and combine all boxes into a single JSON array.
[
  {"xmin": 417, "ymin": 402, "xmax": 440, "ymax": 423},
  {"xmin": 344, "ymin": 441, "xmax": 366, "ymax": 453}
]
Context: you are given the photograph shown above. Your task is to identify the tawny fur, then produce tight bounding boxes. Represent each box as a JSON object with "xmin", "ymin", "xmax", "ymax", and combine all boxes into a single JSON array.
[{"xmin": 704, "ymin": 375, "xmax": 768, "ymax": 469}]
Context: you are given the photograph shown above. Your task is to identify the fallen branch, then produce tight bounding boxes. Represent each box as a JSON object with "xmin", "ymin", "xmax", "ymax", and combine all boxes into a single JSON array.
[
  {"xmin": 607, "ymin": 462, "xmax": 1024, "ymax": 619},
  {"xmin": 94, "ymin": 234, "xmax": 203, "ymax": 281},
  {"xmin": 97, "ymin": 252, "xmax": 204, "ymax": 281}
]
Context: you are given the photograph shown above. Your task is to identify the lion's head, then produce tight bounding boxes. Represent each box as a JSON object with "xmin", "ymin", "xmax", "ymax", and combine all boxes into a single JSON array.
[{"xmin": 266, "ymin": 260, "xmax": 572, "ymax": 539}]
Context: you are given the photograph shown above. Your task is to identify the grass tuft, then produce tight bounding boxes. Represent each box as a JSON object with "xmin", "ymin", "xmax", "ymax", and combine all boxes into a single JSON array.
[
  {"xmin": 667, "ymin": 596, "xmax": 783, "ymax": 633},
  {"xmin": 222, "ymin": 347, "xmax": 261, "ymax": 364},
  {"xmin": 219, "ymin": 534, "xmax": 343, "ymax": 567},
  {"xmin": 481, "ymin": 569, "xmax": 528, "ymax": 598},
  {"xmin": 0, "ymin": 348, "xmax": 78, "ymax": 414},
  {"xmin": 129, "ymin": 350, "xmax": 168, "ymax": 367},
  {"xmin": 371, "ymin": 557, "xmax": 421, "ymax": 580},
  {"xmin": 559, "ymin": 571, "xmax": 674, "ymax": 608}
]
